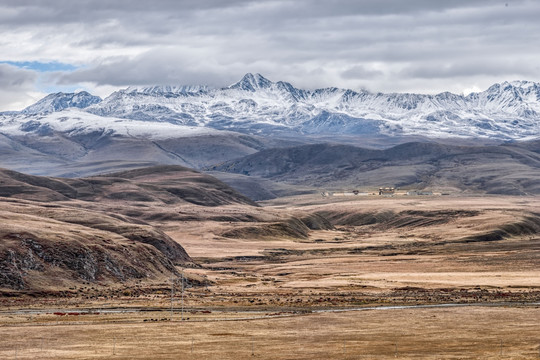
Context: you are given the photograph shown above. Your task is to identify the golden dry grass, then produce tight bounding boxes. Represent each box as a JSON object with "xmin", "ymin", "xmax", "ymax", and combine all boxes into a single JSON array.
[
  {"xmin": 161, "ymin": 195, "xmax": 540, "ymax": 308},
  {"xmin": 0, "ymin": 306, "xmax": 539, "ymax": 359}
]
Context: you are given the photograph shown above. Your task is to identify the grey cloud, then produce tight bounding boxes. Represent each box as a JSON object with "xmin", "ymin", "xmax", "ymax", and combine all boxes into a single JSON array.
[
  {"xmin": 400, "ymin": 59, "xmax": 540, "ymax": 80},
  {"xmin": 0, "ymin": 64, "xmax": 37, "ymax": 88},
  {"xmin": 0, "ymin": 64, "xmax": 39, "ymax": 111},
  {"xmin": 0, "ymin": 0, "xmax": 500, "ymax": 25},
  {"xmin": 0, "ymin": 1, "xmax": 525, "ymax": 40},
  {"xmin": 56, "ymin": 51, "xmax": 238, "ymax": 88},
  {"xmin": 1, "ymin": 0, "xmax": 540, "ymax": 97},
  {"xmin": 341, "ymin": 66, "xmax": 384, "ymax": 80}
]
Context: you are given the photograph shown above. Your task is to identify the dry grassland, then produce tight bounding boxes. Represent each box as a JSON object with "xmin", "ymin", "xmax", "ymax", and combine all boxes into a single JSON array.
[
  {"xmin": 165, "ymin": 196, "xmax": 540, "ymax": 307},
  {"xmin": 0, "ymin": 306, "xmax": 539, "ymax": 359},
  {"xmin": 1, "ymin": 194, "xmax": 539, "ymax": 359}
]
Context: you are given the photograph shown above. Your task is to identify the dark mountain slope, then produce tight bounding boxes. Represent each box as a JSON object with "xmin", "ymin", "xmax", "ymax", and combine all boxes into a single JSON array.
[{"xmin": 210, "ymin": 141, "xmax": 540, "ymax": 195}]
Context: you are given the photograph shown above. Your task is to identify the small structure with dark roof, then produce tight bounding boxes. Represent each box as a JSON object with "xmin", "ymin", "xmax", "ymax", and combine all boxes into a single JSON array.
[{"xmin": 378, "ymin": 187, "xmax": 395, "ymax": 196}]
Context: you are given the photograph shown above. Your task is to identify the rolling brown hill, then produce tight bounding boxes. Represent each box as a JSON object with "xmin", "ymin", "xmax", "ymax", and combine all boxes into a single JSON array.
[
  {"xmin": 0, "ymin": 199, "xmax": 191, "ymax": 293},
  {"xmin": 0, "ymin": 165, "xmax": 257, "ymax": 206},
  {"xmin": 0, "ymin": 165, "xmax": 258, "ymax": 294}
]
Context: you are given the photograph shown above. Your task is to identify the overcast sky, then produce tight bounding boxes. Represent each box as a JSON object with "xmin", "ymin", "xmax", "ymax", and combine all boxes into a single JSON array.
[{"xmin": 1, "ymin": 0, "xmax": 539, "ymax": 111}]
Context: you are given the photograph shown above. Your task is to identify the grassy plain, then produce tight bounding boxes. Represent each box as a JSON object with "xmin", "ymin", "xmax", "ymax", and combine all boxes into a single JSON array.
[
  {"xmin": 1, "ymin": 194, "xmax": 539, "ymax": 358},
  {"xmin": 0, "ymin": 306, "xmax": 539, "ymax": 359}
]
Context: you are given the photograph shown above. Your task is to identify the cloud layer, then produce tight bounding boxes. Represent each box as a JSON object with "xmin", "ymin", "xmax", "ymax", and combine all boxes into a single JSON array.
[
  {"xmin": 1, "ymin": 0, "xmax": 539, "ymax": 110},
  {"xmin": 0, "ymin": 63, "xmax": 42, "ymax": 110}
]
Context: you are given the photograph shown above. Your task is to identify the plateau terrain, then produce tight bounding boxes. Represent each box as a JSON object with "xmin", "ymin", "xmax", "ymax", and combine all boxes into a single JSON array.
[
  {"xmin": 1, "ymin": 76, "xmax": 539, "ymax": 359},
  {"xmin": 0, "ymin": 165, "xmax": 539, "ymax": 358}
]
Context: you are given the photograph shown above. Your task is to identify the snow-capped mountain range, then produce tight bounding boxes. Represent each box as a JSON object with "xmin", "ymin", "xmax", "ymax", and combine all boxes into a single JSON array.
[{"xmin": 3, "ymin": 73, "xmax": 540, "ymax": 140}]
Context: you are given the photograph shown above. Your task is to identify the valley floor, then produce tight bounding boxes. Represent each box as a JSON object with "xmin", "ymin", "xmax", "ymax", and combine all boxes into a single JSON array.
[
  {"xmin": 169, "ymin": 195, "xmax": 540, "ymax": 308},
  {"xmin": 0, "ymin": 305, "xmax": 539, "ymax": 359},
  {"xmin": 1, "ymin": 195, "xmax": 539, "ymax": 358}
]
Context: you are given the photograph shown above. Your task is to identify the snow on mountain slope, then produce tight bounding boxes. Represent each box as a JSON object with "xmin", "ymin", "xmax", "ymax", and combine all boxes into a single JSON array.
[
  {"xmin": 22, "ymin": 91, "xmax": 102, "ymax": 115},
  {"xmin": 0, "ymin": 109, "xmax": 231, "ymax": 140},
  {"xmin": 0, "ymin": 108, "xmax": 290, "ymax": 175},
  {"xmin": 4, "ymin": 74, "xmax": 540, "ymax": 140},
  {"xmin": 82, "ymin": 73, "xmax": 540, "ymax": 139}
]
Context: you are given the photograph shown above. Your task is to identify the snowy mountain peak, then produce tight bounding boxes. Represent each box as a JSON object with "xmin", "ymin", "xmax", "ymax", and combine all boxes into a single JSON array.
[
  {"xmin": 22, "ymin": 91, "xmax": 102, "ymax": 115},
  {"xmin": 486, "ymin": 80, "xmax": 539, "ymax": 92},
  {"xmin": 124, "ymin": 85, "xmax": 210, "ymax": 95},
  {"xmin": 229, "ymin": 73, "xmax": 273, "ymax": 91},
  {"xmin": 507, "ymin": 80, "xmax": 538, "ymax": 88}
]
